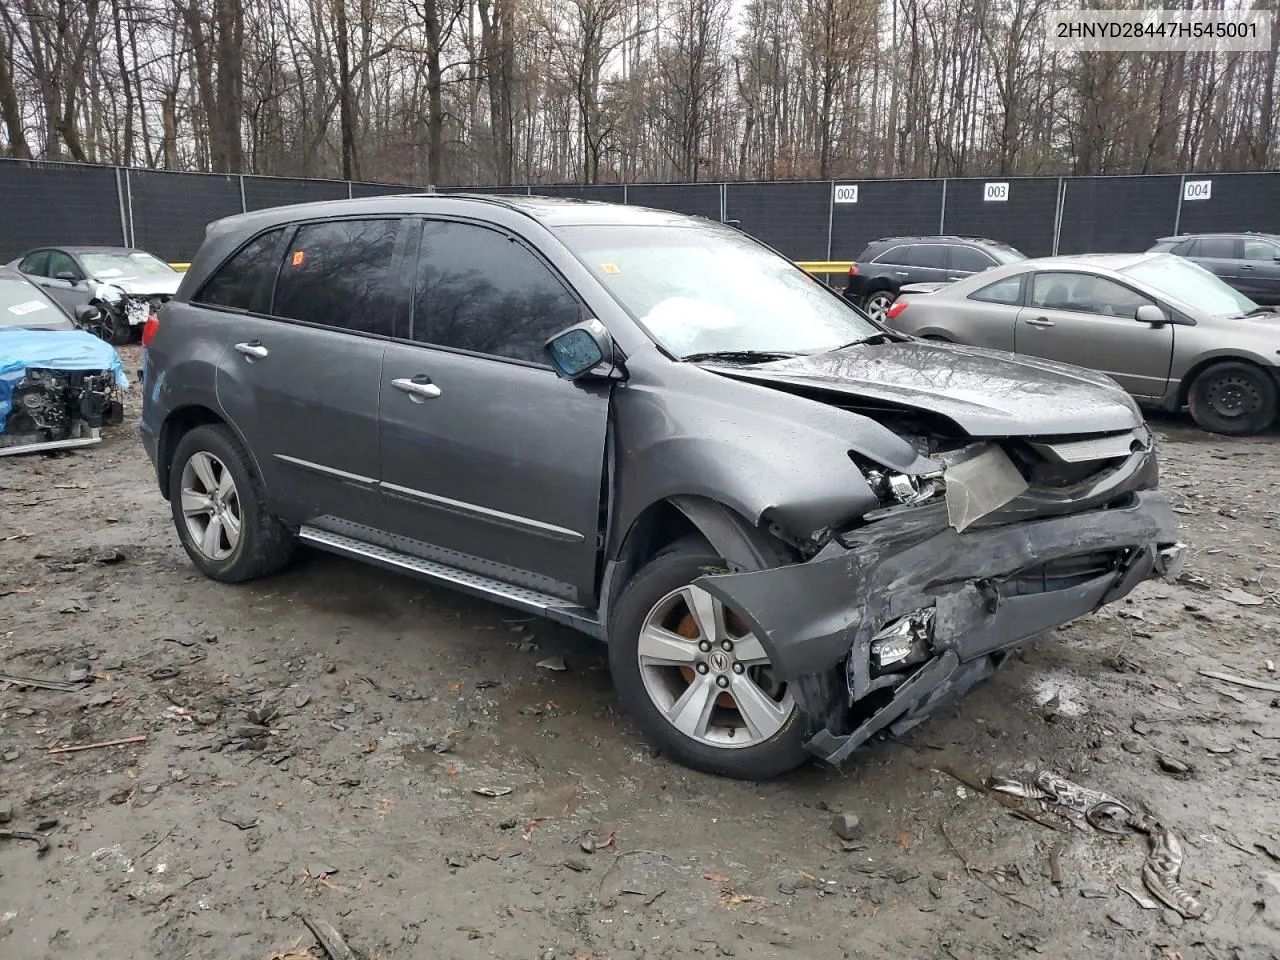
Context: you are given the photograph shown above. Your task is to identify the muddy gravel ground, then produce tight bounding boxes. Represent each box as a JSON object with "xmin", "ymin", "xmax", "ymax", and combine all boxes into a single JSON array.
[{"xmin": 2, "ymin": 347, "xmax": 1280, "ymax": 960}]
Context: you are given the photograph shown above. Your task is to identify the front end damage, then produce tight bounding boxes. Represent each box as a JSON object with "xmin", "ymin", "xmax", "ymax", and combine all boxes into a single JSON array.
[{"xmin": 693, "ymin": 429, "xmax": 1183, "ymax": 767}]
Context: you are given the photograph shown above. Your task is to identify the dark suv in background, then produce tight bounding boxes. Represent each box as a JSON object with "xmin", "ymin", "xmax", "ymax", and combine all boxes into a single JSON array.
[
  {"xmin": 843, "ymin": 235, "xmax": 1027, "ymax": 320},
  {"xmin": 1148, "ymin": 232, "xmax": 1280, "ymax": 305},
  {"xmin": 139, "ymin": 194, "xmax": 1181, "ymax": 780}
]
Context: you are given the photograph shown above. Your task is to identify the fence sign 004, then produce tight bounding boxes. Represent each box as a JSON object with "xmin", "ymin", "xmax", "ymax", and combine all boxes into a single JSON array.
[
  {"xmin": 833, "ymin": 184, "xmax": 859, "ymax": 204},
  {"xmin": 1184, "ymin": 179, "xmax": 1212, "ymax": 201},
  {"xmin": 983, "ymin": 181, "xmax": 1010, "ymax": 202}
]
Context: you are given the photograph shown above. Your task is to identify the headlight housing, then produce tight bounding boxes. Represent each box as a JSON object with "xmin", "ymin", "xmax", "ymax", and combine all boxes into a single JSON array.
[{"xmin": 856, "ymin": 458, "xmax": 944, "ymax": 506}]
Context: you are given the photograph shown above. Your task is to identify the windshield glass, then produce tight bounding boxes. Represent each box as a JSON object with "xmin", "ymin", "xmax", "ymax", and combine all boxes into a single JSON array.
[
  {"xmin": 988, "ymin": 243, "xmax": 1027, "ymax": 264},
  {"xmin": 554, "ymin": 224, "xmax": 881, "ymax": 358},
  {"xmin": 0, "ymin": 274, "xmax": 69, "ymax": 328},
  {"xmin": 79, "ymin": 250, "xmax": 176, "ymax": 279},
  {"xmin": 1120, "ymin": 255, "xmax": 1257, "ymax": 316}
]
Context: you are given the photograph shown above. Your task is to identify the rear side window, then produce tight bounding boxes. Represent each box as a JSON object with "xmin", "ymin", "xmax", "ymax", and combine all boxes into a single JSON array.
[
  {"xmin": 950, "ymin": 246, "xmax": 995, "ymax": 272},
  {"xmin": 412, "ymin": 220, "xmax": 583, "ymax": 364},
  {"xmin": 905, "ymin": 245, "xmax": 949, "ymax": 269},
  {"xmin": 1171, "ymin": 239, "xmax": 1196, "ymax": 255},
  {"xmin": 272, "ymin": 219, "xmax": 401, "ymax": 335},
  {"xmin": 19, "ymin": 251, "xmax": 49, "ymax": 276},
  {"xmin": 1191, "ymin": 237, "xmax": 1236, "ymax": 258},
  {"xmin": 195, "ymin": 228, "xmax": 286, "ymax": 311},
  {"xmin": 969, "ymin": 274, "xmax": 1024, "ymax": 305}
]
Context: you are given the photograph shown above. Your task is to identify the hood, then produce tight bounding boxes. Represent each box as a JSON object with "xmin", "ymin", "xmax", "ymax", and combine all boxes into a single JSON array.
[
  {"xmin": 706, "ymin": 340, "xmax": 1143, "ymax": 437},
  {"xmin": 93, "ymin": 273, "xmax": 182, "ymax": 296}
]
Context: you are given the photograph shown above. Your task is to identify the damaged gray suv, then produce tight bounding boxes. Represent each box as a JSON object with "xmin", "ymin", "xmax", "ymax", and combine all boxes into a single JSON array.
[{"xmin": 140, "ymin": 195, "xmax": 1184, "ymax": 779}]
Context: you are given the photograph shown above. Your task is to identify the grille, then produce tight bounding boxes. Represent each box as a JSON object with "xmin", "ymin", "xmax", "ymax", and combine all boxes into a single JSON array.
[{"xmin": 998, "ymin": 550, "xmax": 1126, "ymax": 597}]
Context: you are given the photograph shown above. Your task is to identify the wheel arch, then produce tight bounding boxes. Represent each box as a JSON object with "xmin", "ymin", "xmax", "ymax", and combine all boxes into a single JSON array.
[
  {"xmin": 157, "ymin": 405, "xmax": 257, "ymax": 501},
  {"xmin": 1176, "ymin": 352, "xmax": 1280, "ymax": 408},
  {"xmin": 598, "ymin": 494, "xmax": 795, "ymax": 636}
]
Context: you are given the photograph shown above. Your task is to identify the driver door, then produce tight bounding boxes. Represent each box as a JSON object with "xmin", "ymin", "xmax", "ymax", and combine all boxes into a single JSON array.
[
  {"xmin": 36, "ymin": 250, "xmax": 92, "ymax": 315},
  {"xmin": 1014, "ymin": 271, "xmax": 1174, "ymax": 399}
]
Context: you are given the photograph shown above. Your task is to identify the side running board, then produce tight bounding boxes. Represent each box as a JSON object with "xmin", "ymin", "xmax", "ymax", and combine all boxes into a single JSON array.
[{"xmin": 297, "ymin": 525, "xmax": 603, "ymax": 637}]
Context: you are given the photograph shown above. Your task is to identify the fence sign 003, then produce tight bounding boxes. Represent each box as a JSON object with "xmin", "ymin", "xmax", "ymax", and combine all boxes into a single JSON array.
[
  {"xmin": 1184, "ymin": 179, "xmax": 1213, "ymax": 201},
  {"xmin": 833, "ymin": 184, "xmax": 859, "ymax": 204},
  {"xmin": 983, "ymin": 181, "xmax": 1010, "ymax": 202}
]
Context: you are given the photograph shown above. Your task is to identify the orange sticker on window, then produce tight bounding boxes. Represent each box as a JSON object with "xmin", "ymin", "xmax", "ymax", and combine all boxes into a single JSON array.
[
  {"xmin": 600, "ymin": 262, "xmax": 620, "ymax": 275},
  {"xmin": 291, "ymin": 250, "xmax": 305, "ymax": 267}
]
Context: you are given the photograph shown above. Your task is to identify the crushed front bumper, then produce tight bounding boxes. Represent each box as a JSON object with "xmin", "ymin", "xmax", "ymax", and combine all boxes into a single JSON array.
[{"xmin": 695, "ymin": 490, "xmax": 1181, "ymax": 766}]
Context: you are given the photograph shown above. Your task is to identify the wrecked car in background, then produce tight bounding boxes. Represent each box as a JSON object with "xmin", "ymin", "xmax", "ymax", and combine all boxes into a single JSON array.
[
  {"xmin": 8, "ymin": 245, "xmax": 181, "ymax": 345},
  {"xmin": 0, "ymin": 268, "xmax": 127, "ymax": 455},
  {"xmin": 140, "ymin": 195, "xmax": 1183, "ymax": 780}
]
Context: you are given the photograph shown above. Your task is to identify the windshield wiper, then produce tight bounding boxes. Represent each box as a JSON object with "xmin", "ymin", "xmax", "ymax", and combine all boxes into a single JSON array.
[
  {"xmin": 1235, "ymin": 306, "xmax": 1276, "ymax": 318},
  {"xmin": 830, "ymin": 332, "xmax": 898, "ymax": 350},
  {"xmin": 680, "ymin": 350, "xmax": 798, "ymax": 363}
]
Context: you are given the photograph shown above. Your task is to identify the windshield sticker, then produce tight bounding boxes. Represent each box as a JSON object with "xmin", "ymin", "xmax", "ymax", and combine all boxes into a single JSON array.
[
  {"xmin": 7, "ymin": 299, "xmax": 48, "ymax": 316},
  {"xmin": 599, "ymin": 262, "xmax": 620, "ymax": 275},
  {"xmin": 291, "ymin": 250, "xmax": 306, "ymax": 267}
]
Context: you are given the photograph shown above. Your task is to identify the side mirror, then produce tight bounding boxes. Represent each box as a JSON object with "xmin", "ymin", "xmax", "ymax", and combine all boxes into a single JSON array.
[
  {"xmin": 545, "ymin": 319, "xmax": 620, "ymax": 381},
  {"xmin": 1135, "ymin": 304, "xmax": 1167, "ymax": 326},
  {"xmin": 55, "ymin": 270, "xmax": 77, "ymax": 282},
  {"xmin": 74, "ymin": 303, "xmax": 103, "ymax": 325}
]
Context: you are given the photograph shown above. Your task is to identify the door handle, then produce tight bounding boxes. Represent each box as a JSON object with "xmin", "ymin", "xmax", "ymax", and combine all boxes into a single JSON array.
[
  {"xmin": 946, "ymin": 274, "xmax": 965, "ymax": 280},
  {"xmin": 1240, "ymin": 265, "xmax": 1256, "ymax": 271},
  {"xmin": 234, "ymin": 341, "xmax": 269, "ymax": 360},
  {"xmin": 392, "ymin": 376, "xmax": 442, "ymax": 402},
  {"xmin": 1025, "ymin": 317, "xmax": 1055, "ymax": 328},
  {"xmin": 894, "ymin": 270, "xmax": 910, "ymax": 277}
]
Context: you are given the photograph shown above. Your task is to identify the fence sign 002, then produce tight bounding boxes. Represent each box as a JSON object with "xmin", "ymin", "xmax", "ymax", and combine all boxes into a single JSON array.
[
  {"xmin": 1184, "ymin": 179, "xmax": 1212, "ymax": 201},
  {"xmin": 983, "ymin": 181, "xmax": 1010, "ymax": 202},
  {"xmin": 833, "ymin": 184, "xmax": 859, "ymax": 204}
]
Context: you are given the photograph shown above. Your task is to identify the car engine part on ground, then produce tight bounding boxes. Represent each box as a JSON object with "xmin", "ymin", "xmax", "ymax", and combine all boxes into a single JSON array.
[{"xmin": 988, "ymin": 768, "xmax": 1205, "ymax": 919}]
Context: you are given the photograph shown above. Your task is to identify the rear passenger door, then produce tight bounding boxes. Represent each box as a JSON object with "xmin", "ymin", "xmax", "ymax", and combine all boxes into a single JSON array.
[
  {"xmin": 378, "ymin": 218, "xmax": 610, "ymax": 604},
  {"xmin": 1239, "ymin": 237, "xmax": 1280, "ymax": 304},
  {"xmin": 947, "ymin": 245, "xmax": 997, "ymax": 281},
  {"xmin": 902, "ymin": 244, "xmax": 951, "ymax": 284},
  {"xmin": 1180, "ymin": 236, "xmax": 1239, "ymax": 288},
  {"xmin": 210, "ymin": 217, "xmax": 411, "ymax": 528}
]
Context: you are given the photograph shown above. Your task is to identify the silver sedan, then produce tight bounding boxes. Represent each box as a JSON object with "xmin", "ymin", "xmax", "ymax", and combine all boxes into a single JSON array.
[{"xmin": 883, "ymin": 252, "xmax": 1280, "ymax": 436}]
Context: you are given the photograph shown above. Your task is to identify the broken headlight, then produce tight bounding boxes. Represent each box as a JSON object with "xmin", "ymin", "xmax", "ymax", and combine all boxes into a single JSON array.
[{"xmin": 856, "ymin": 458, "xmax": 944, "ymax": 506}]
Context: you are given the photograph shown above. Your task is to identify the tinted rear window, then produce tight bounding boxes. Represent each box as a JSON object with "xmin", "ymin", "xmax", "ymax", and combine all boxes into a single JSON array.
[
  {"xmin": 905, "ymin": 245, "xmax": 949, "ymax": 269},
  {"xmin": 196, "ymin": 229, "xmax": 286, "ymax": 311},
  {"xmin": 272, "ymin": 219, "xmax": 401, "ymax": 335}
]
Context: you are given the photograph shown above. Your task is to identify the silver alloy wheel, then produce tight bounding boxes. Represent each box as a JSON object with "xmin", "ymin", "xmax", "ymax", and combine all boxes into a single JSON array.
[
  {"xmin": 863, "ymin": 291, "xmax": 894, "ymax": 321},
  {"xmin": 636, "ymin": 584, "xmax": 795, "ymax": 749},
  {"xmin": 180, "ymin": 451, "xmax": 242, "ymax": 561}
]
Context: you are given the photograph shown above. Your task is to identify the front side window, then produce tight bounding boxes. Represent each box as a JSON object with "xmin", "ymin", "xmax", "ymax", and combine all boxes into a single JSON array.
[
  {"xmin": 554, "ymin": 223, "xmax": 881, "ymax": 359},
  {"xmin": 412, "ymin": 221, "xmax": 584, "ymax": 364},
  {"xmin": 195, "ymin": 228, "xmax": 286, "ymax": 312},
  {"xmin": 950, "ymin": 246, "xmax": 995, "ymax": 272},
  {"xmin": 272, "ymin": 219, "xmax": 401, "ymax": 336},
  {"xmin": 1031, "ymin": 272, "xmax": 1152, "ymax": 317},
  {"xmin": 46, "ymin": 251, "xmax": 80, "ymax": 281},
  {"xmin": 1243, "ymin": 238, "xmax": 1280, "ymax": 261},
  {"xmin": 969, "ymin": 274, "xmax": 1024, "ymax": 305}
]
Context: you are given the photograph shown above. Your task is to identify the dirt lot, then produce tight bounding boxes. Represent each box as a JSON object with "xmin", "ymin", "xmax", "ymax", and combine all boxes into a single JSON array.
[{"xmin": 2, "ymin": 345, "xmax": 1279, "ymax": 960}]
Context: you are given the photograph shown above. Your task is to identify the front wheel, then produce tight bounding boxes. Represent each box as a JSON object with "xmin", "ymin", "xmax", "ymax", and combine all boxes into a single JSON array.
[
  {"xmin": 861, "ymin": 290, "xmax": 896, "ymax": 322},
  {"xmin": 608, "ymin": 540, "xmax": 809, "ymax": 779},
  {"xmin": 1187, "ymin": 361, "xmax": 1277, "ymax": 436}
]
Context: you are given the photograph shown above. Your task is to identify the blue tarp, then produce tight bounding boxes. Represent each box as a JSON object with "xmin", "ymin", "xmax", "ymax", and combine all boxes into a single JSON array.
[{"xmin": 0, "ymin": 329, "xmax": 129, "ymax": 434}]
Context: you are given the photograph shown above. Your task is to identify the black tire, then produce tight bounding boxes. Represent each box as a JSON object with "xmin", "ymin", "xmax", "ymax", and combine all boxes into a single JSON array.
[
  {"xmin": 1187, "ymin": 361, "xmax": 1278, "ymax": 436},
  {"xmin": 607, "ymin": 539, "xmax": 810, "ymax": 779},
  {"xmin": 107, "ymin": 309, "xmax": 131, "ymax": 346},
  {"xmin": 861, "ymin": 289, "xmax": 896, "ymax": 321},
  {"xmin": 168, "ymin": 423, "xmax": 296, "ymax": 582}
]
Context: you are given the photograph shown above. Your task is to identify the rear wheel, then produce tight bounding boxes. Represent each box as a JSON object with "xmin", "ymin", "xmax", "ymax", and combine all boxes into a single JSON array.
[
  {"xmin": 861, "ymin": 289, "xmax": 896, "ymax": 322},
  {"xmin": 168, "ymin": 424, "xmax": 296, "ymax": 582},
  {"xmin": 608, "ymin": 540, "xmax": 809, "ymax": 779},
  {"xmin": 1187, "ymin": 361, "xmax": 1277, "ymax": 436}
]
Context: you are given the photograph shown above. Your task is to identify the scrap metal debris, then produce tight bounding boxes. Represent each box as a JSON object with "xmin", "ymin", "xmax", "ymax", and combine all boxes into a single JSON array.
[
  {"xmin": 0, "ymin": 827, "xmax": 51, "ymax": 856},
  {"xmin": 987, "ymin": 770, "xmax": 1204, "ymax": 919},
  {"xmin": 297, "ymin": 913, "xmax": 357, "ymax": 960},
  {"xmin": 0, "ymin": 671, "xmax": 89, "ymax": 692},
  {"xmin": 1198, "ymin": 669, "xmax": 1280, "ymax": 694}
]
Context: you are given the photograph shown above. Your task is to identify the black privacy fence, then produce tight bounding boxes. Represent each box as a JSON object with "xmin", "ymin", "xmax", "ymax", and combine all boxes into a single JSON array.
[{"xmin": 2, "ymin": 158, "xmax": 1277, "ymax": 264}]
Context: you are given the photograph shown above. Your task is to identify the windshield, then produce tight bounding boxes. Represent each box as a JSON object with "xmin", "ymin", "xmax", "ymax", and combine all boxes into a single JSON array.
[
  {"xmin": 0, "ymin": 274, "xmax": 70, "ymax": 328},
  {"xmin": 554, "ymin": 224, "xmax": 881, "ymax": 358},
  {"xmin": 1120, "ymin": 255, "xmax": 1257, "ymax": 317},
  {"xmin": 79, "ymin": 250, "xmax": 176, "ymax": 279},
  {"xmin": 988, "ymin": 243, "xmax": 1027, "ymax": 264}
]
